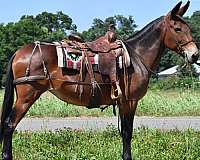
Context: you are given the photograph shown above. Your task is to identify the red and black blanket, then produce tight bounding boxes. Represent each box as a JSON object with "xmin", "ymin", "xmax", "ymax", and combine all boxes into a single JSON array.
[{"xmin": 56, "ymin": 44, "xmax": 99, "ymax": 70}]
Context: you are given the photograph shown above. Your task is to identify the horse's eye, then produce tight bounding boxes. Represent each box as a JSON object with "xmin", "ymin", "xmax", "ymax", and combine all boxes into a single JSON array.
[{"xmin": 175, "ymin": 28, "xmax": 182, "ymax": 33}]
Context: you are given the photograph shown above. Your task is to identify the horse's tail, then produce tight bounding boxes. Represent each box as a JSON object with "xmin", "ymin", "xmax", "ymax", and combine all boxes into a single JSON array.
[{"xmin": 0, "ymin": 54, "xmax": 15, "ymax": 142}]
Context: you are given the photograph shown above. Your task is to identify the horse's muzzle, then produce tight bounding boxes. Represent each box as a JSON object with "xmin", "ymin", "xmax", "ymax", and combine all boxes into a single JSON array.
[
  {"xmin": 191, "ymin": 53, "xmax": 199, "ymax": 63},
  {"xmin": 184, "ymin": 50, "xmax": 199, "ymax": 64}
]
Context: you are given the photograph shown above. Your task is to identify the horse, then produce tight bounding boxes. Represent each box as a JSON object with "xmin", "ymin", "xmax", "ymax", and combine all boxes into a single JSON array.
[{"xmin": 0, "ymin": 1, "xmax": 199, "ymax": 160}]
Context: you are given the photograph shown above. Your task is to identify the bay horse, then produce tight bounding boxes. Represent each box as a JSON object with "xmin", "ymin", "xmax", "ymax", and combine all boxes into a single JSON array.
[{"xmin": 0, "ymin": 1, "xmax": 199, "ymax": 160}]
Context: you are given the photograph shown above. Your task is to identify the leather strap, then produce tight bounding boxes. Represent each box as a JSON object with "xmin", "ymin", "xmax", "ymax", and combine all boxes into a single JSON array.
[
  {"xmin": 13, "ymin": 75, "xmax": 47, "ymax": 85},
  {"xmin": 82, "ymin": 49, "xmax": 99, "ymax": 96},
  {"xmin": 13, "ymin": 75, "xmax": 116, "ymax": 86}
]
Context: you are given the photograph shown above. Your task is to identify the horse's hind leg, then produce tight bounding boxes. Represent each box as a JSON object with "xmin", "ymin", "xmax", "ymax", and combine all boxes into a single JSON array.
[{"xmin": 2, "ymin": 84, "xmax": 45, "ymax": 160}]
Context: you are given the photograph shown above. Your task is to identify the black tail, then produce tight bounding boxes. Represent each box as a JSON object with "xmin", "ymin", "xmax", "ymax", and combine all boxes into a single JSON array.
[{"xmin": 0, "ymin": 55, "xmax": 15, "ymax": 142}]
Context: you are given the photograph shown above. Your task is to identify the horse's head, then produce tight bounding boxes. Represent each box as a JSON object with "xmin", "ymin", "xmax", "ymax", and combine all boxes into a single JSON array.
[{"xmin": 163, "ymin": 1, "xmax": 199, "ymax": 63}]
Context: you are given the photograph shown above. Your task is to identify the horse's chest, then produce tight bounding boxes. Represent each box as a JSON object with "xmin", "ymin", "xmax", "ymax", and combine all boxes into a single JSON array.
[{"xmin": 128, "ymin": 74, "xmax": 149, "ymax": 100}]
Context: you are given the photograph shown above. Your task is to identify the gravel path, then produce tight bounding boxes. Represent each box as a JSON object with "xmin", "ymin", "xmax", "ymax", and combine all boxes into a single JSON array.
[{"xmin": 16, "ymin": 116, "xmax": 200, "ymax": 132}]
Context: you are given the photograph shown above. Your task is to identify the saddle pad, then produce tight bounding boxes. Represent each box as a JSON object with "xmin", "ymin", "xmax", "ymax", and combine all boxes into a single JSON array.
[
  {"xmin": 54, "ymin": 42, "xmax": 128, "ymax": 70},
  {"xmin": 55, "ymin": 42, "xmax": 98, "ymax": 69}
]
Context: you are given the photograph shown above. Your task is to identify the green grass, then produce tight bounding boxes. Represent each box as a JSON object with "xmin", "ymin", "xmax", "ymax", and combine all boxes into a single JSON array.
[
  {"xmin": 28, "ymin": 93, "xmax": 114, "ymax": 117},
  {"xmin": 137, "ymin": 90, "xmax": 200, "ymax": 116},
  {"xmin": 0, "ymin": 90, "xmax": 3, "ymax": 104},
  {"xmin": 1, "ymin": 90, "xmax": 200, "ymax": 117},
  {"xmin": 10, "ymin": 128, "xmax": 200, "ymax": 160},
  {"xmin": 27, "ymin": 90, "xmax": 200, "ymax": 117}
]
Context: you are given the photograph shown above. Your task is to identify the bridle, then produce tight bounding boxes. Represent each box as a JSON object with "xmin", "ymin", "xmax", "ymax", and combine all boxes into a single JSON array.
[
  {"xmin": 164, "ymin": 16, "xmax": 196, "ymax": 55},
  {"xmin": 124, "ymin": 16, "xmax": 198, "ymax": 77},
  {"xmin": 176, "ymin": 40, "xmax": 195, "ymax": 54},
  {"xmin": 164, "ymin": 16, "xmax": 200, "ymax": 69}
]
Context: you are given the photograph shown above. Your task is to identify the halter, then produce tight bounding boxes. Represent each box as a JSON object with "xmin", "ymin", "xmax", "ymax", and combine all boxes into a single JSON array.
[
  {"xmin": 124, "ymin": 16, "xmax": 197, "ymax": 77},
  {"xmin": 176, "ymin": 40, "xmax": 195, "ymax": 54},
  {"xmin": 164, "ymin": 16, "xmax": 196, "ymax": 55},
  {"xmin": 163, "ymin": 16, "xmax": 200, "ymax": 72}
]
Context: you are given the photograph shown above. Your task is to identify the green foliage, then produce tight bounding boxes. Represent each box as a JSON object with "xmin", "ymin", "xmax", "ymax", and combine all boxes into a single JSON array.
[
  {"xmin": 27, "ymin": 92, "xmax": 113, "ymax": 117},
  {"xmin": 11, "ymin": 128, "xmax": 200, "ymax": 160},
  {"xmin": 1, "ymin": 10, "xmax": 200, "ymax": 88},
  {"xmin": 0, "ymin": 13, "xmax": 137, "ymax": 87},
  {"xmin": 159, "ymin": 50, "xmax": 184, "ymax": 72},
  {"xmin": 81, "ymin": 15, "xmax": 137, "ymax": 41},
  {"xmin": 137, "ymin": 90, "xmax": 200, "ymax": 116},
  {"xmin": 185, "ymin": 11, "xmax": 200, "ymax": 48},
  {"xmin": 0, "ymin": 12, "xmax": 77, "ymax": 87},
  {"xmin": 177, "ymin": 64, "xmax": 199, "ymax": 78},
  {"xmin": 150, "ymin": 76, "xmax": 200, "ymax": 90},
  {"xmin": 2, "ymin": 90, "xmax": 200, "ymax": 117}
]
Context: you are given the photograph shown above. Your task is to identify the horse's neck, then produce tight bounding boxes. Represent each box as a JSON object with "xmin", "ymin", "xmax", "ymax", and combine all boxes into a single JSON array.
[
  {"xmin": 128, "ymin": 19, "xmax": 166, "ymax": 73},
  {"xmin": 137, "ymin": 36, "xmax": 165, "ymax": 71}
]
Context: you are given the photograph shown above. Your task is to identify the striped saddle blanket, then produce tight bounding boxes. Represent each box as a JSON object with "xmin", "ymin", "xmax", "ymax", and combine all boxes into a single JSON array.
[
  {"xmin": 55, "ymin": 43, "xmax": 124, "ymax": 70},
  {"xmin": 55, "ymin": 42, "xmax": 98, "ymax": 70}
]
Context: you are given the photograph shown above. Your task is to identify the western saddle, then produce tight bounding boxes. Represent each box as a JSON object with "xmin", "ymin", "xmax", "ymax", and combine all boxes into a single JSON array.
[{"xmin": 63, "ymin": 27, "xmax": 124, "ymax": 100}]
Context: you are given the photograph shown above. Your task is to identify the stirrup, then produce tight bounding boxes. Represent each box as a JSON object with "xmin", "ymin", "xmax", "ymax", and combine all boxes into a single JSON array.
[{"xmin": 111, "ymin": 82, "xmax": 122, "ymax": 100}]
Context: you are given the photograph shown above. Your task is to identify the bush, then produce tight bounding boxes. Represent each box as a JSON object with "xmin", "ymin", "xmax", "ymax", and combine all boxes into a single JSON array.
[{"xmin": 150, "ymin": 76, "xmax": 200, "ymax": 90}]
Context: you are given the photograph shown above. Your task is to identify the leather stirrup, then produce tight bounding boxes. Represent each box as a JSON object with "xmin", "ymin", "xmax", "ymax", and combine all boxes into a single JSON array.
[{"xmin": 111, "ymin": 82, "xmax": 122, "ymax": 100}]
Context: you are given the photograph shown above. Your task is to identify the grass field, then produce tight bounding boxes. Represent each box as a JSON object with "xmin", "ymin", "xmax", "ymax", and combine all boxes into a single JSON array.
[
  {"xmin": 10, "ymin": 128, "xmax": 200, "ymax": 160},
  {"xmin": 1, "ymin": 90, "xmax": 200, "ymax": 160},
  {"xmin": 1, "ymin": 89, "xmax": 200, "ymax": 117}
]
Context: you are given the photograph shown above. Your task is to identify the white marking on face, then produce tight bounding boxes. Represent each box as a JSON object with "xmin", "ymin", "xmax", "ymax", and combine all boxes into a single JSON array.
[{"xmin": 183, "ymin": 43, "xmax": 198, "ymax": 63}]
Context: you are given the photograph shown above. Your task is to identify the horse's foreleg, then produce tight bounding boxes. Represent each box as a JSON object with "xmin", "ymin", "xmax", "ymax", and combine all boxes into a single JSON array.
[
  {"xmin": 2, "ymin": 85, "xmax": 44, "ymax": 160},
  {"xmin": 120, "ymin": 100, "xmax": 138, "ymax": 160}
]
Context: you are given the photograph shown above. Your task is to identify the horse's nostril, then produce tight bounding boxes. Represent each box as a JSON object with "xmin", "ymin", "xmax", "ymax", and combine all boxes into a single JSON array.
[{"xmin": 192, "ymin": 54, "xmax": 199, "ymax": 62}]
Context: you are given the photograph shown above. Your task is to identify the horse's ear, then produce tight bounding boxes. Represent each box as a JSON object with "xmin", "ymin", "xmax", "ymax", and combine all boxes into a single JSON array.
[
  {"xmin": 171, "ymin": 1, "xmax": 182, "ymax": 17},
  {"xmin": 177, "ymin": 1, "xmax": 190, "ymax": 16}
]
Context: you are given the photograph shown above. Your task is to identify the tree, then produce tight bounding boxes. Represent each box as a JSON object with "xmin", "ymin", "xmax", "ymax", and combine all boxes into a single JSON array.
[
  {"xmin": 159, "ymin": 50, "xmax": 184, "ymax": 72},
  {"xmin": 185, "ymin": 11, "xmax": 200, "ymax": 48},
  {"xmin": 177, "ymin": 63, "xmax": 198, "ymax": 78},
  {"xmin": 81, "ymin": 15, "xmax": 137, "ymax": 41},
  {"xmin": 0, "ymin": 12, "xmax": 77, "ymax": 87},
  {"xmin": 35, "ymin": 11, "xmax": 77, "ymax": 41}
]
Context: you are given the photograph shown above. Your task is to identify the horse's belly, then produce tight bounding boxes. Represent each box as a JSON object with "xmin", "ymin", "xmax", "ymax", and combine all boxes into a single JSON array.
[{"xmin": 50, "ymin": 82, "xmax": 114, "ymax": 106}]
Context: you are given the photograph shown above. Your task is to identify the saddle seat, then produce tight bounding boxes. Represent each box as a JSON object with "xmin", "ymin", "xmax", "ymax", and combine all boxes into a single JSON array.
[
  {"xmin": 86, "ymin": 31, "xmax": 121, "ymax": 53},
  {"xmin": 63, "ymin": 30, "xmax": 123, "ymax": 100}
]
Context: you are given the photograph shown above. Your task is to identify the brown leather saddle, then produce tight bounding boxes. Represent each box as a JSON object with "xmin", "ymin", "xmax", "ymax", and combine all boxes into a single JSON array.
[{"xmin": 63, "ymin": 30, "xmax": 123, "ymax": 100}]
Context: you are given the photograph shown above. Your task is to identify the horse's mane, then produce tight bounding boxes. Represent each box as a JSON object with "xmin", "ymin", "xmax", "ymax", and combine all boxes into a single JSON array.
[
  {"xmin": 124, "ymin": 16, "xmax": 164, "ymax": 76},
  {"xmin": 126, "ymin": 16, "xmax": 164, "ymax": 43}
]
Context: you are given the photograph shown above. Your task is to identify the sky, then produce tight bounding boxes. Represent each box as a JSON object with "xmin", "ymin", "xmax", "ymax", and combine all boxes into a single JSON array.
[{"xmin": 0, "ymin": 0, "xmax": 199, "ymax": 32}]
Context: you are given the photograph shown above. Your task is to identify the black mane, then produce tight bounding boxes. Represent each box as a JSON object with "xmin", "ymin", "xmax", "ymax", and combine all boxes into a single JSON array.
[
  {"xmin": 124, "ymin": 16, "xmax": 164, "ymax": 75},
  {"xmin": 126, "ymin": 16, "xmax": 164, "ymax": 43}
]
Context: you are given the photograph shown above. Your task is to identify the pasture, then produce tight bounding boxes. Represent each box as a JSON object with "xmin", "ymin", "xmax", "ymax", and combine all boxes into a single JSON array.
[
  {"xmin": 1, "ymin": 89, "xmax": 200, "ymax": 117},
  {"xmin": 11, "ymin": 128, "xmax": 200, "ymax": 160},
  {"xmin": 1, "ymin": 89, "xmax": 200, "ymax": 159},
  {"xmin": 0, "ymin": 1, "xmax": 200, "ymax": 159}
]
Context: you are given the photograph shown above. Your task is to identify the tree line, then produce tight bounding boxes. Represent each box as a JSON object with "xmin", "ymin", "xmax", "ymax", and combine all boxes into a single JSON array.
[{"xmin": 0, "ymin": 11, "xmax": 199, "ymax": 87}]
